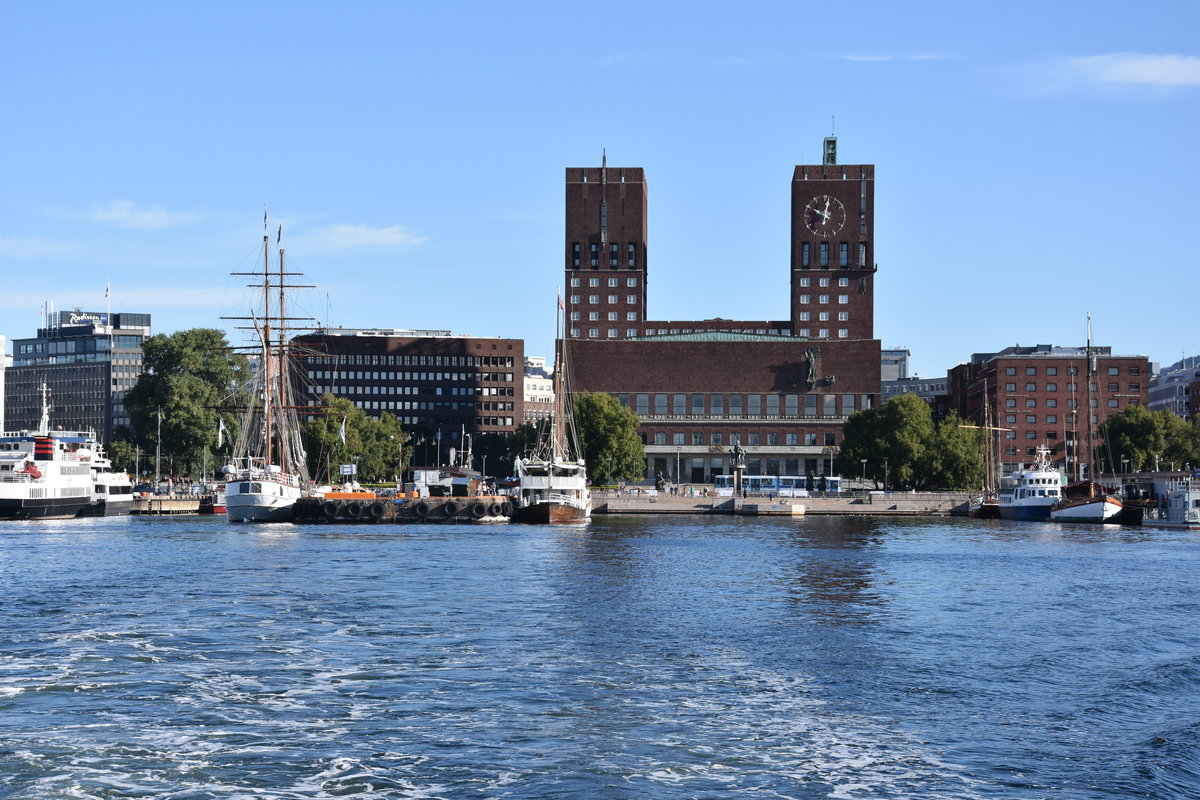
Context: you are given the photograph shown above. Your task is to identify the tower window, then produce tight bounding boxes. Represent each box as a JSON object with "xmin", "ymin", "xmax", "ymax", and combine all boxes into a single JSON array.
[
  {"xmin": 802, "ymin": 242, "xmax": 810, "ymax": 267},
  {"xmin": 858, "ymin": 243, "xmax": 867, "ymax": 266},
  {"xmin": 819, "ymin": 243, "xmax": 829, "ymax": 267},
  {"xmin": 839, "ymin": 243, "xmax": 849, "ymax": 267},
  {"xmin": 572, "ymin": 243, "xmax": 580, "ymax": 267},
  {"xmin": 628, "ymin": 243, "xmax": 636, "ymax": 266}
]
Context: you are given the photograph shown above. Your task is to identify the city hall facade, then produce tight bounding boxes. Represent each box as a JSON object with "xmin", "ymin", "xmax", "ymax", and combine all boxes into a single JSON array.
[{"xmin": 564, "ymin": 139, "xmax": 882, "ymax": 483}]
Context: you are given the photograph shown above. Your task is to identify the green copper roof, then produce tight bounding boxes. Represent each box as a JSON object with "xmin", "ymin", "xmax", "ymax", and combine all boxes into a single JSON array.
[{"xmin": 629, "ymin": 331, "xmax": 797, "ymax": 342}]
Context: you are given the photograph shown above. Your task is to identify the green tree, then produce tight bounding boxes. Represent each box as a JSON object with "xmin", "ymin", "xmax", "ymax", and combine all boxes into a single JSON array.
[
  {"xmin": 1102, "ymin": 405, "xmax": 1200, "ymax": 471},
  {"xmin": 927, "ymin": 410, "xmax": 986, "ymax": 490},
  {"xmin": 300, "ymin": 394, "xmax": 410, "ymax": 484},
  {"xmin": 572, "ymin": 392, "xmax": 645, "ymax": 485},
  {"xmin": 123, "ymin": 328, "xmax": 248, "ymax": 477},
  {"xmin": 507, "ymin": 421, "xmax": 543, "ymax": 462},
  {"xmin": 837, "ymin": 394, "xmax": 978, "ymax": 490}
]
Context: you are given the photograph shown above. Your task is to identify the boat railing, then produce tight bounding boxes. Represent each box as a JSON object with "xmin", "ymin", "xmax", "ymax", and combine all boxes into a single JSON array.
[{"xmin": 0, "ymin": 472, "xmax": 36, "ymax": 484}]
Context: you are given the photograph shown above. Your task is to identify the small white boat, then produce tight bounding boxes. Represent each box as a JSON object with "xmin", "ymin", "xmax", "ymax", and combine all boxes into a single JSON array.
[
  {"xmin": 1049, "ymin": 480, "xmax": 1123, "ymax": 524},
  {"xmin": 0, "ymin": 385, "xmax": 94, "ymax": 520},
  {"xmin": 998, "ymin": 445, "xmax": 1063, "ymax": 521}
]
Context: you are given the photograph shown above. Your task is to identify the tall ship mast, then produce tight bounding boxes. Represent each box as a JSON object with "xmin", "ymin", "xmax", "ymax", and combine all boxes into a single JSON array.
[{"xmin": 221, "ymin": 218, "xmax": 316, "ymax": 522}]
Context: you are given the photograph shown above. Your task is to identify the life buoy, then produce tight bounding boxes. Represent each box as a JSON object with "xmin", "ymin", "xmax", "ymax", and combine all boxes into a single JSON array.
[
  {"xmin": 471, "ymin": 502, "xmax": 487, "ymax": 519},
  {"xmin": 370, "ymin": 502, "xmax": 386, "ymax": 521},
  {"xmin": 346, "ymin": 503, "xmax": 363, "ymax": 519},
  {"xmin": 322, "ymin": 501, "xmax": 339, "ymax": 520},
  {"xmin": 443, "ymin": 501, "xmax": 459, "ymax": 518},
  {"xmin": 488, "ymin": 503, "xmax": 501, "ymax": 517},
  {"xmin": 414, "ymin": 502, "xmax": 430, "ymax": 518}
]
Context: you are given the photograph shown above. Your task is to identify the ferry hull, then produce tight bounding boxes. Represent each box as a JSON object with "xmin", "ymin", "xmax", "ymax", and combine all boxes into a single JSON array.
[
  {"xmin": 998, "ymin": 503, "xmax": 1054, "ymax": 521},
  {"xmin": 510, "ymin": 501, "xmax": 590, "ymax": 525},
  {"xmin": 0, "ymin": 497, "xmax": 92, "ymax": 520},
  {"xmin": 226, "ymin": 496, "xmax": 296, "ymax": 522}
]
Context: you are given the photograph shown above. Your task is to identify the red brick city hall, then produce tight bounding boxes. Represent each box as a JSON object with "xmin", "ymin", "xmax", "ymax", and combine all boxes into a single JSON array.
[{"xmin": 565, "ymin": 139, "xmax": 882, "ymax": 483}]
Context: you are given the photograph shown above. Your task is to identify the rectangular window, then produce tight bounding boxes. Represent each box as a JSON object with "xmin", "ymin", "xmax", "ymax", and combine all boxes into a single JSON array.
[
  {"xmin": 1046, "ymin": 398, "xmax": 1058, "ymax": 407},
  {"xmin": 819, "ymin": 277, "xmax": 830, "ymax": 287},
  {"xmin": 607, "ymin": 312, "xmax": 618, "ymax": 321},
  {"xmin": 673, "ymin": 393, "xmax": 686, "ymax": 415},
  {"xmin": 1108, "ymin": 367, "xmax": 1119, "ymax": 375},
  {"xmin": 570, "ymin": 277, "xmax": 580, "ymax": 287},
  {"xmin": 1026, "ymin": 367, "xmax": 1037, "ymax": 376},
  {"xmin": 590, "ymin": 243, "xmax": 598, "ymax": 266},
  {"xmin": 839, "ymin": 242, "xmax": 849, "ymax": 266},
  {"xmin": 1108, "ymin": 399, "xmax": 1119, "ymax": 408},
  {"xmin": 588, "ymin": 328, "xmax": 599, "ymax": 338},
  {"xmin": 819, "ymin": 294, "xmax": 829, "ymax": 304},
  {"xmin": 1026, "ymin": 383, "xmax": 1036, "ymax": 391},
  {"xmin": 1107, "ymin": 382, "xmax": 1119, "ymax": 392},
  {"xmin": 800, "ymin": 294, "xmax": 810, "ymax": 304},
  {"xmin": 819, "ymin": 242, "xmax": 829, "ymax": 266},
  {"xmin": 767, "ymin": 433, "xmax": 779, "ymax": 446},
  {"xmin": 748, "ymin": 394, "xmax": 761, "ymax": 415},
  {"xmin": 805, "ymin": 433, "xmax": 818, "ymax": 446},
  {"xmin": 838, "ymin": 294, "xmax": 848, "ymax": 304},
  {"xmin": 655, "ymin": 394, "xmax": 667, "ymax": 414},
  {"xmin": 799, "ymin": 328, "xmax": 810, "ymax": 337},
  {"xmin": 819, "ymin": 328, "xmax": 829, "ymax": 338},
  {"xmin": 607, "ymin": 328, "xmax": 617, "ymax": 338},
  {"xmin": 588, "ymin": 312, "xmax": 598, "ymax": 321},
  {"xmin": 610, "ymin": 243, "xmax": 618, "ymax": 267},
  {"xmin": 627, "ymin": 328, "xmax": 637, "ymax": 337},
  {"xmin": 1026, "ymin": 414, "xmax": 1037, "ymax": 423},
  {"xmin": 627, "ymin": 294, "xmax": 637, "ymax": 304},
  {"xmin": 692, "ymin": 394, "xmax": 705, "ymax": 415},
  {"xmin": 607, "ymin": 277, "xmax": 618, "ymax": 287},
  {"xmin": 570, "ymin": 311, "xmax": 580, "ymax": 321},
  {"xmin": 802, "ymin": 242, "xmax": 810, "ymax": 267},
  {"xmin": 1006, "ymin": 367, "xmax": 1016, "ymax": 375}
]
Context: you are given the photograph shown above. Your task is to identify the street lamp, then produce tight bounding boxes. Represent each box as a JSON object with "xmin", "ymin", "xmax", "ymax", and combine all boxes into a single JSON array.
[
  {"xmin": 1121, "ymin": 456, "xmax": 1129, "ymax": 475},
  {"xmin": 861, "ymin": 458, "xmax": 867, "ymax": 488},
  {"xmin": 884, "ymin": 457, "xmax": 889, "ymax": 492},
  {"xmin": 675, "ymin": 446, "xmax": 681, "ymax": 487}
]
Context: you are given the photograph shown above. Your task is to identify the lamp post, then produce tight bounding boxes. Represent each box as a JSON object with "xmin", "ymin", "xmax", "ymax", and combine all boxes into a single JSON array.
[
  {"xmin": 884, "ymin": 457, "xmax": 889, "ymax": 492},
  {"xmin": 1121, "ymin": 456, "xmax": 1129, "ymax": 475},
  {"xmin": 860, "ymin": 458, "xmax": 867, "ymax": 489},
  {"xmin": 675, "ymin": 446, "xmax": 681, "ymax": 487}
]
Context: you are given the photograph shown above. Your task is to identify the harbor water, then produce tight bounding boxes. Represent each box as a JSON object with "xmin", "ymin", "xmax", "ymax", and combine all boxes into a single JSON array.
[{"xmin": 1, "ymin": 515, "xmax": 1198, "ymax": 799}]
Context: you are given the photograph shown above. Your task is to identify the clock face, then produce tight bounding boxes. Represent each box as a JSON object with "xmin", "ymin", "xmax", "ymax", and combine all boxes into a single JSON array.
[{"xmin": 804, "ymin": 194, "xmax": 846, "ymax": 236}]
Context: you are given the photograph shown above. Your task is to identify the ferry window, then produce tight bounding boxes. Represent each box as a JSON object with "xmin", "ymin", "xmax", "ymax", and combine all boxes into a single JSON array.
[
  {"xmin": 673, "ymin": 433, "xmax": 684, "ymax": 445},
  {"xmin": 748, "ymin": 433, "xmax": 761, "ymax": 445},
  {"xmin": 1006, "ymin": 383, "xmax": 1016, "ymax": 391},
  {"xmin": 1046, "ymin": 383, "xmax": 1057, "ymax": 391},
  {"xmin": 1026, "ymin": 399, "xmax": 1037, "ymax": 408},
  {"xmin": 588, "ymin": 295, "xmax": 598, "ymax": 304},
  {"xmin": 799, "ymin": 277, "xmax": 810, "ymax": 287},
  {"xmin": 1109, "ymin": 399, "xmax": 1119, "ymax": 408},
  {"xmin": 589, "ymin": 278, "xmax": 599, "ymax": 287},
  {"xmin": 711, "ymin": 394, "xmax": 724, "ymax": 415},
  {"xmin": 655, "ymin": 394, "xmax": 667, "ymax": 414},
  {"xmin": 802, "ymin": 242, "xmax": 810, "ymax": 267},
  {"xmin": 1129, "ymin": 366, "xmax": 1140, "ymax": 375},
  {"xmin": 1006, "ymin": 399, "xmax": 1017, "ymax": 408},
  {"xmin": 1026, "ymin": 415, "xmax": 1037, "ymax": 423},
  {"xmin": 819, "ymin": 242, "xmax": 829, "ymax": 266},
  {"xmin": 608, "ymin": 277, "xmax": 618, "ymax": 287},
  {"xmin": 636, "ymin": 394, "xmax": 649, "ymax": 414},
  {"xmin": 711, "ymin": 433, "xmax": 723, "ymax": 445},
  {"xmin": 839, "ymin": 243, "xmax": 849, "ymax": 266},
  {"xmin": 654, "ymin": 433, "xmax": 666, "ymax": 445},
  {"xmin": 627, "ymin": 277, "xmax": 637, "ymax": 287},
  {"xmin": 819, "ymin": 277, "xmax": 830, "ymax": 287},
  {"xmin": 1047, "ymin": 415, "xmax": 1057, "ymax": 423},
  {"xmin": 1107, "ymin": 382, "xmax": 1119, "ymax": 392},
  {"xmin": 1046, "ymin": 398, "xmax": 1057, "ymax": 407},
  {"xmin": 692, "ymin": 433, "xmax": 704, "ymax": 445}
]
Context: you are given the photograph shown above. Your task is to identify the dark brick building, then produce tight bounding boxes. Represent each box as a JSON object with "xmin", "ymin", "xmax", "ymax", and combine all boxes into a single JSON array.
[
  {"xmin": 947, "ymin": 344, "xmax": 1150, "ymax": 477},
  {"xmin": 564, "ymin": 139, "xmax": 882, "ymax": 483},
  {"xmin": 290, "ymin": 329, "xmax": 524, "ymax": 438}
]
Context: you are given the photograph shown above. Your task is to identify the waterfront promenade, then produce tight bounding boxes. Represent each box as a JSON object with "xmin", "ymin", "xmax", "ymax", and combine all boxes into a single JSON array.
[{"xmin": 594, "ymin": 490, "xmax": 971, "ymax": 516}]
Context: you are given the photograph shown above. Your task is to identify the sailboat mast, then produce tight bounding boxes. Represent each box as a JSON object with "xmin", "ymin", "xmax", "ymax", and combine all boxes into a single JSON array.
[
  {"xmin": 278, "ymin": 236, "xmax": 288, "ymax": 474},
  {"xmin": 262, "ymin": 232, "xmax": 273, "ymax": 467}
]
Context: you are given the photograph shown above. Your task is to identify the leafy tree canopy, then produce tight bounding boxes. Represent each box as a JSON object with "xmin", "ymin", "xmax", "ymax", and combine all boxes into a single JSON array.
[
  {"xmin": 300, "ymin": 394, "xmax": 408, "ymax": 484},
  {"xmin": 572, "ymin": 391, "xmax": 645, "ymax": 485},
  {"xmin": 1102, "ymin": 404, "xmax": 1200, "ymax": 472},
  {"xmin": 122, "ymin": 328, "xmax": 248, "ymax": 478}
]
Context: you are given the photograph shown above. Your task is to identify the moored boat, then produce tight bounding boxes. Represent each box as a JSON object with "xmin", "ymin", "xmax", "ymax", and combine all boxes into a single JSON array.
[
  {"xmin": 998, "ymin": 445, "xmax": 1063, "ymax": 521},
  {"xmin": 222, "ymin": 218, "xmax": 314, "ymax": 522},
  {"xmin": 0, "ymin": 385, "xmax": 94, "ymax": 520},
  {"xmin": 79, "ymin": 443, "xmax": 134, "ymax": 517},
  {"xmin": 510, "ymin": 296, "xmax": 591, "ymax": 525}
]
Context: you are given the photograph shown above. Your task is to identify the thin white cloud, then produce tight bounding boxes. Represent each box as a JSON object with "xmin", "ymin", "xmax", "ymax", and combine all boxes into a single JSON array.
[
  {"xmin": 0, "ymin": 235, "xmax": 87, "ymax": 259},
  {"xmin": 81, "ymin": 199, "xmax": 206, "ymax": 229},
  {"xmin": 293, "ymin": 223, "xmax": 428, "ymax": 254},
  {"xmin": 1006, "ymin": 52, "xmax": 1200, "ymax": 96}
]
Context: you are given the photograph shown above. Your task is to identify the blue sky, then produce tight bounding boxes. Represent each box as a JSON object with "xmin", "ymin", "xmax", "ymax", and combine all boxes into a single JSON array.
[{"xmin": 2, "ymin": 1, "xmax": 1196, "ymax": 378}]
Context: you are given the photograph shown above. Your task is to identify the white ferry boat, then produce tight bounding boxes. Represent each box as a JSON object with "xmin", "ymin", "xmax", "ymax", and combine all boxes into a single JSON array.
[
  {"xmin": 0, "ymin": 386, "xmax": 94, "ymax": 520},
  {"xmin": 80, "ymin": 444, "xmax": 135, "ymax": 517},
  {"xmin": 998, "ymin": 445, "xmax": 1064, "ymax": 521}
]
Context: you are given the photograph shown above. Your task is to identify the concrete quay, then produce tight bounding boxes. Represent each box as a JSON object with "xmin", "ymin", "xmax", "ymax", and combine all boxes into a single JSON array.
[{"xmin": 593, "ymin": 491, "xmax": 971, "ymax": 517}]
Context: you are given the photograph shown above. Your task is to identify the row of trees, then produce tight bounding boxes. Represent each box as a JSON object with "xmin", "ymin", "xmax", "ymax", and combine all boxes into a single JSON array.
[
  {"xmin": 1101, "ymin": 404, "xmax": 1200, "ymax": 472},
  {"xmin": 106, "ymin": 329, "xmax": 649, "ymax": 485}
]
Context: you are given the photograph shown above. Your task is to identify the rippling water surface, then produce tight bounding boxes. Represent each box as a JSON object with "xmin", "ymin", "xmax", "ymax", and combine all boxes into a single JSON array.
[{"xmin": 1, "ymin": 514, "xmax": 1198, "ymax": 799}]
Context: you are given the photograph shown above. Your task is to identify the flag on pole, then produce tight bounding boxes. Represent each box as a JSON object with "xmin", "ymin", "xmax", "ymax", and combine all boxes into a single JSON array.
[
  {"xmin": 218, "ymin": 417, "xmax": 225, "ymax": 448},
  {"xmin": 339, "ymin": 416, "xmax": 347, "ymax": 445},
  {"xmin": 277, "ymin": 223, "xmax": 282, "ymax": 244},
  {"xmin": 558, "ymin": 290, "xmax": 564, "ymax": 310},
  {"xmin": 105, "ymin": 280, "xmax": 110, "ymax": 299}
]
